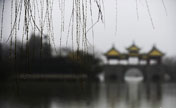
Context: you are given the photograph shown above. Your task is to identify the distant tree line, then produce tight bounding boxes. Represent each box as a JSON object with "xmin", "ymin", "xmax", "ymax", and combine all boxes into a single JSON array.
[
  {"xmin": 163, "ymin": 57, "xmax": 176, "ymax": 82},
  {"xmin": 0, "ymin": 33, "xmax": 102, "ymax": 82}
]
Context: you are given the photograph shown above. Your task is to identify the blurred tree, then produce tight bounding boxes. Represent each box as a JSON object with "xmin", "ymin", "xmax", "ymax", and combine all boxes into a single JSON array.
[
  {"xmin": 69, "ymin": 51, "xmax": 103, "ymax": 80},
  {"xmin": 28, "ymin": 33, "xmax": 52, "ymax": 59},
  {"xmin": 163, "ymin": 57, "xmax": 176, "ymax": 81},
  {"xmin": 57, "ymin": 47, "xmax": 72, "ymax": 57}
]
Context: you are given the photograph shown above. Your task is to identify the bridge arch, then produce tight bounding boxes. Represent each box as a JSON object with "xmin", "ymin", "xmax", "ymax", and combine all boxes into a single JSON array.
[
  {"xmin": 124, "ymin": 68, "xmax": 144, "ymax": 81},
  {"xmin": 122, "ymin": 67, "xmax": 147, "ymax": 82}
]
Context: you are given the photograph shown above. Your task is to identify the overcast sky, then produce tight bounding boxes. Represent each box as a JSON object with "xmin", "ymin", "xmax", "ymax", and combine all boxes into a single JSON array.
[{"xmin": 0, "ymin": 0, "xmax": 176, "ymax": 57}]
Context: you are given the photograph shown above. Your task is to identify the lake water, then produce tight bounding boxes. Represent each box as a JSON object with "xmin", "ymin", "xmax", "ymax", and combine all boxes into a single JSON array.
[{"xmin": 1, "ymin": 81, "xmax": 176, "ymax": 108}]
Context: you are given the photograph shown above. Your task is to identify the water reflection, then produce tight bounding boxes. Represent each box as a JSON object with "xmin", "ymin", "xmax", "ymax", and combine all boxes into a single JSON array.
[{"xmin": 1, "ymin": 82, "xmax": 176, "ymax": 108}]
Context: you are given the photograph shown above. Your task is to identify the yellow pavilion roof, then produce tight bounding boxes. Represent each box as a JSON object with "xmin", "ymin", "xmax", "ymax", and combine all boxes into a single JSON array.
[
  {"xmin": 105, "ymin": 47, "xmax": 120, "ymax": 56},
  {"xmin": 148, "ymin": 46, "xmax": 164, "ymax": 56},
  {"xmin": 127, "ymin": 43, "xmax": 140, "ymax": 51}
]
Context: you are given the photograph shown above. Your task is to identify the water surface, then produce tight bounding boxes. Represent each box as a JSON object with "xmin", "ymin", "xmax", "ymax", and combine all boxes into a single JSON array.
[{"xmin": 0, "ymin": 81, "xmax": 176, "ymax": 108}]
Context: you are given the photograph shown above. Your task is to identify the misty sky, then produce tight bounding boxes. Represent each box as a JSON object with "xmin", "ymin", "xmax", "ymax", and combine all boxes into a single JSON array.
[{"xmin": 0, "ymin": 0, "xmax": 176, "ymax": 57}]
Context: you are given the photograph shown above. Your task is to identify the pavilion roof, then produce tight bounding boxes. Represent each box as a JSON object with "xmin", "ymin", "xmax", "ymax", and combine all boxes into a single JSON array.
[
  {"xmin": 105, "ymin": 46, "xmax": 121, "ymax": 56},
  {"xmin": 127, "ymin": 43, "xmax": 140, "ymax": 52},
  {"xmin": 148, "ymin": 45, "xmax": 164, "ymax": 57}
]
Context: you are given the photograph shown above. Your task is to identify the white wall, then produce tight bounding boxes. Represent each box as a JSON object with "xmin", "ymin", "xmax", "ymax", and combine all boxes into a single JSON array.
[{"xmin": 128, "ymin": 57, "xmax": 139, "ymax": 65}]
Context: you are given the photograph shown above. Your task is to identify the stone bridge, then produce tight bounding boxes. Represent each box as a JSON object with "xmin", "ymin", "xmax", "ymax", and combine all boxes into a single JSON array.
[{"xmin": 103, "ymin": 65, "xmax": 167, "ymax": 82}]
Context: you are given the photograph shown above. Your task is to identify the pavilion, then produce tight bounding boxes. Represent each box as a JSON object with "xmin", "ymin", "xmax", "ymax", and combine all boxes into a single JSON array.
[{"xmin": 104, "ymin": 43, "xmax": 164, "ymax": 65}]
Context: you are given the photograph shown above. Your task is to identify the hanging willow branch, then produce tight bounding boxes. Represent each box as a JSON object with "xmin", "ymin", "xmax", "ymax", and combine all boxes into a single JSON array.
[
  {"xmin": 136, "ymin": 0, "xmax": 139, "ymax": 20},
  {"xmin": 1, "ymin": 0, "xmax": 104, "ymax": 55},
  {"xmin": 0, "ymin": 0, "xmax": 5, "ymax": 42},
  {"xmin": 161, "ymin": 0, "xmax": 167, "ymax": 16},
  {"xmin": 145, "ymin": 0, "xmax": 155, "ymax": 29}
]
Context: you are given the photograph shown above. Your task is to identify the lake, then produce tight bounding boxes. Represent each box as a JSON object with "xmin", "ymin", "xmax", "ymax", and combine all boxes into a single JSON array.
[{"xmin": 0, "ymin": 81, "xmax": 176, "ymax": 108}]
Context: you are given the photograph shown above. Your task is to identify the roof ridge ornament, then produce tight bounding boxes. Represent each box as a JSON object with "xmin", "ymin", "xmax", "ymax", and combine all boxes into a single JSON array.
[
  {"xmin": 112, "ymin": 43, "xmax": 115, "ymax": 49},
  {"xmin": 132, "ymin": 40, "xmax": 135, "ymax": 45},
  {"xmin": 153, "ymin": 44, "xmax": 156, "ymax": 49}
]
